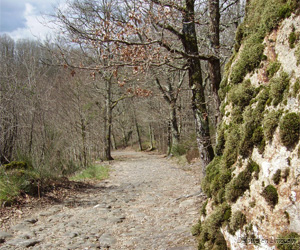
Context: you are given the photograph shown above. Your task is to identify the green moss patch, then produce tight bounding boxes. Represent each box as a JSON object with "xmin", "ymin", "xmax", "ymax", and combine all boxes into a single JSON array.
[
  {"xmin": 272, "ymin": 169, "xmax": 282, "ymax": 185},
  {"xmin": 289, "ymin": 31, "xmax": 297, "ymax": 48},
  {"xmin": 279, "ymin": 112, "xmax": 300, "ymax": 148},
  {"xmin": 4, "ymin": 161, "xmax": 30, "ymax": 170},
  {"xmin": 293, "ymin": 78, "xmax": 300, "ymax": 97},
  {"xmin": 231, "ymin": 0, "xmax": 298, "ymax": 85},
  {"xmin": 267, "ymin": 61, "xmax": 281, "ymax": 78},
  {"xmin": 230, "ymin": 35, "xmax": 265, "ymax": 85},
  {"xmin": 202, "ymin": 157, "xmax": 232, "ymax": 201},
  {"xmin": 277, "ymin": 232, "xmax": 300, "ymax": 250},
  {"xmin": 228, "ymin": 79, "xmax": 256, "ymax": 109},
  {"xmin": 262, "ymin": 185, "xmax": 278, "ymax": 207},
  {"xmin": 269, "ymin": 71, "xmax": 290, "ymax": 106},
  {"xmin": 215, "ymin": 126, "xmax": 225, "ymax": 156},
  {"xmin": 282, "ymin": 168, "xmax": 290, "ymax": 182},
  {"xmin": 229, "ymin": 211, "xmax": 247, "ymax": 235},
  {"xmin": 295, "ymin": 45, "xmax": 300, "ymax": 65},
  {"xmin": 263, "ymin": 110, "xmax": 281, "ymax": 141},
  {"xmin": 201, "ymin": 200, "xmax": 208, "ymax": 216},
  {"xmin": 196, "ymin": 203, "xmax": 231, "ymax": 250},
  {"xmin": 225, "ymin": 160, "xmax": 259, "ymax": 202}
]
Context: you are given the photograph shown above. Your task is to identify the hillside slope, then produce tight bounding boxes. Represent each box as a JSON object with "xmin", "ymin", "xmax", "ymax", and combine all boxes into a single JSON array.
[{"xmin": 194, "ymin": 0, "xmax": 300, "ymax": 249}]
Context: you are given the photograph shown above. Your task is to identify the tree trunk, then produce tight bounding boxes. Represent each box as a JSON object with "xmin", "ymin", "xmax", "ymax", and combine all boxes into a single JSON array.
[
  {"xmin": 182, "ymin": 0, "xmax": 214, "ymax": 173},
  {"xmin": 133, "ymin": 110, "xmax": 142, "ymax": 151},
  {"xmin": 103, "ymin": 78, "xmax": 114, "ymax": 161},
  {"xmin": 170, "ymin": 101, "xmax": 180, "ymax": 150},
  {"xmin": 80, "ymin": 117, "xmax": 88, "ymax": 167},
  {"xmin": 111, "ymin": 130, "xmax": 117, "ymax": 150},
  {"xmin": 149, "ymin": 123, "xmax": 155, "ymax": 150},
  {"xmin": 208, "ymin": 0, "xmax": 222, "ymax": 127}
]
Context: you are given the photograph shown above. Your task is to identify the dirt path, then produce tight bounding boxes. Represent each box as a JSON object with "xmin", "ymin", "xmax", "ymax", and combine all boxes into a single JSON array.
[{"xmin": 0, "ymin": 151, "xmax": 204, "ymax": 250}]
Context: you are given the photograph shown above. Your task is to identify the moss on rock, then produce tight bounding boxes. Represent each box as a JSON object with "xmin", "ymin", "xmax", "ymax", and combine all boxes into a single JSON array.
[
  {"xmin": 229, "ymin": 211, "xmax": 247, "ymax": 235},
  {"xmin": 263, "ymin": 110, "xmax": 281, "ymax": 141},
  {"xmin": 197, "ymin": 203, "xmax": 231, "ymax": 250},
  {"xmin": 262, "ymin": 185, "xmax": 278, "ymax": 207},
  {"xmin": 267, "ymin": 61, "xmax": 281, "ymax": 78},
  {"xmin": 225, "ymin": 160, "xmax": 259, "ymax": 202},
  {"xmin": 272, "ymin": 169, "xmax": 282, "ymax": 185},
  {"xmin": 279, "ymin": 112, "xmax": 300, "ymax": 148},
  {"xmin": 269, "ymin": 71, "xmax": 290, "ymax": 106},
  {"xmin": 277, "ymin": 232, "xmax": 300, "ymax": 250}
]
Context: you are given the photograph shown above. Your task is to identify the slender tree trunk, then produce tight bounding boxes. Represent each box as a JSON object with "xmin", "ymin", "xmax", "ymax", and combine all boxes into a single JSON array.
[
  {"xmin": 80, "ymin": 117, "xmax": 87, "ymax": 167},
  {"xmin": 208, "ymin": 0, "xmax": 222, "ymax": 127},
  {"xmin": 111, "ymin": 130, "xmax": 117, "ymax": 150},
  {"xmin": 182, "ymin": 0, "xmax": 214, "ymax": 173},
  {"xmin": 170, "ymin": 101, "xmax": 180, "ymax": 152},
  {"xmin": 149, "ymin": 123, "xmax": 154, "ymax": 150},
  {"xmin": 28, "ymin": 112, "xmax": 35, "ymax": 155},
  {"xmin": 103, "ymin": 79, "xmax": 113, "ymax": 161},
  {"xmin": 167, "ymin": 120, "xmax": 172, "ymax": 155},
  {"xmin": 133, "ymin": 112, "xmax": 142, "ymax": 151}
]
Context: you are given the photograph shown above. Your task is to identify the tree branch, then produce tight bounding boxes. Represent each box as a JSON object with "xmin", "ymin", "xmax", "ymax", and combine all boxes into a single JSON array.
[{"xmin": 155, "ymin": 77, "xmax": 171, "ymax": 104}]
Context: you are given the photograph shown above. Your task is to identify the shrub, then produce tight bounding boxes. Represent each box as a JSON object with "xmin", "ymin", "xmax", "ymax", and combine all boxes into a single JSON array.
[
  {"xmin": 262, "ymin": 185, "xmax": 278, "ymax": 207},
  {"xmin": 0, "ymin": 168, "xmax": 39, "ymax": 205},
  {"xmin": 279, "ymin": 112, "xmax": 300, "ymax": 148},
  {"xmin": 171, "ymin": 144, "xmax": 187, "ymax": 156},
  {"xmin": 277, "ymin": 232, "xmax": 300, "ymax": 250},
  {"xmin": 186, "ymin": 148, "xmax": 199, "ymax": 163},
  {"xmin": 229, "ymin": 211, "xmax": 247, "ymax": 235},
  {"xmin": 267, "ymin": 61, "xmax": 281, "ymax": 78},
  {"xmin": 272, "ymin": 169, "xmax": 282, "ymax": 185},
  {"xmin": 263, "ymin": 110, "xmax": 281, "ymax": 141},
  {"xmin": 269, "ymin": 71, "xmax": 290, "ymax": 106}
]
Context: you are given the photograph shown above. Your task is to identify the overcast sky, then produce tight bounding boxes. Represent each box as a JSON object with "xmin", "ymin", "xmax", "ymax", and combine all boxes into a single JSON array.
[{"xmin": 0, "ymin": 0, "xmax": 66, "ymax": 40}]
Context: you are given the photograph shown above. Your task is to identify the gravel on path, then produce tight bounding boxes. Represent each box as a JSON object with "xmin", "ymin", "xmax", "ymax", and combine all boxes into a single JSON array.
[{"xmin": 0, "ymin": 151, "xmax": 205, "ymax": 250}]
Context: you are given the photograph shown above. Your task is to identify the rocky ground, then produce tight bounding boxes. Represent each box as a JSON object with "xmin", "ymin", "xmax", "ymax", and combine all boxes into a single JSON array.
[{"xmin": 0, "ymin": 150, "xmax": 205, "ymax": 250}]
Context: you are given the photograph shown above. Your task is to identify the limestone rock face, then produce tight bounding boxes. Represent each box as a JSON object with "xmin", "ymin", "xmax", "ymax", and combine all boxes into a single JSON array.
[{"xmin": 197, "ymin": 4, "xmax": 300, "ymax": 250}]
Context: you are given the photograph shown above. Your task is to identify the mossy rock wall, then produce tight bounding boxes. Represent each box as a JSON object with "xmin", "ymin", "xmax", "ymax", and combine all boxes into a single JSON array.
[{"xmin": 196, "ymin": 1, "xmax": 300, "ymax": 250}]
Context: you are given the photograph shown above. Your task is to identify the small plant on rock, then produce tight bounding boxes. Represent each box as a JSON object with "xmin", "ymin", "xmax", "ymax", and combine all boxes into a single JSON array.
[
  {"xmin": 272, "ymin": 169, "xmax": 282, "ymax": 185},
  {"xmin": 277, "ymin": 232, "xmax": 300, "ymax": 250},
  {"xmin": 262, "ymin": 185, "xmax": 278, "ymax": 207},
  {"xmin": 263, "ymin": 110, "xmax": 281, "ymax": 141},
  {"xmin": 229, "ymin": 211, "xmax": 247, "ymax": 235},
  {"xmin": 279, "ymin": 112, "xmax": 300, "ymax": 148},
  {"xmin": 269, "ymin": 71, "xmax": 290, "ymax": 106},
  {"xmin": 267, "ymin": 61, "xmax": 281, "ymax": 78}
]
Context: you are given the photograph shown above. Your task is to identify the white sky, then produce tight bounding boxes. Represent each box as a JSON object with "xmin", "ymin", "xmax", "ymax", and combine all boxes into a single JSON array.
[{"xmin": 0, "ymin": 0, "xmax": 67, "ymax": 41}]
